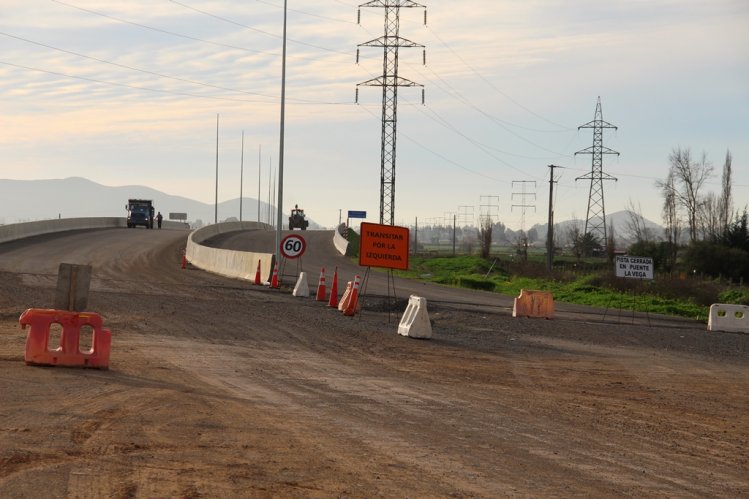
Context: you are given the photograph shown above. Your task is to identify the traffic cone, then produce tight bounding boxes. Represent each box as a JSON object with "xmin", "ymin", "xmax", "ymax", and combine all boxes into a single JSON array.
[
  {"xmin": 315, "ymin": 267, "xmax": 327, "ymax": 301},
  {"xmin": 269, "ymin": 262, "xmax": 280, "ymax": 289},
  {"xmin": 181, "ymin": 253, "xmax": 187, "ymax": 269},
  {"xmin": 342, "ymin": 275, "xmax": 361, "ymax": 316},
  {"xmin": 253, "ymin": 259, "xmax": 262, "ymax": 285},
  {"xmin": 327, "ymin": 267, "xmax": 339, "ymax": 308}
]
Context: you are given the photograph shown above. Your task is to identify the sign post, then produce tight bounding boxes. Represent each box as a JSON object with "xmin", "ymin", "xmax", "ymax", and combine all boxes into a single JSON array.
[
  {"xmin": 359, "ymin": 222, "xmax": 409, "ymax": 271},
  {"xmin": 615, "ymin": 256, "xmax": 654, "ymax": 280},
  {"xmin": 280, "ymin": 234, "xmax": 306, "ymax": 259}
]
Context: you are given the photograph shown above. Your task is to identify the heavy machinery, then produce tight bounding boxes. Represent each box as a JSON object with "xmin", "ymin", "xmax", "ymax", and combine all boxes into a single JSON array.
[
  {"xmin": 126, "ymin": 199, "xmax": 154, "ymax": 229},
  {"xmin": 288, "ymin": 205, "xmax": 309, "ymax": 230}
]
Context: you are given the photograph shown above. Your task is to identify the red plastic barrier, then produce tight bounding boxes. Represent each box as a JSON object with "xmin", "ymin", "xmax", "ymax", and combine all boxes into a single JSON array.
[{"xmin": 20, "ymin": 308, "xmax": 112, "ymax": 369}]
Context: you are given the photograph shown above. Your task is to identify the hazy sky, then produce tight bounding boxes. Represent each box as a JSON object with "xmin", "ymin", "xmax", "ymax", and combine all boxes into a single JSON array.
[{"xmin": 2, "ymin": 0, "xmax": 747, "ymax": 229}]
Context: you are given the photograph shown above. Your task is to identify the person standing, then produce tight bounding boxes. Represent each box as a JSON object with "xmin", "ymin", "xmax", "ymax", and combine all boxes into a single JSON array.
[{"xmin": 156, "ymin": 211, "xmax": 163, "ymax": 229}]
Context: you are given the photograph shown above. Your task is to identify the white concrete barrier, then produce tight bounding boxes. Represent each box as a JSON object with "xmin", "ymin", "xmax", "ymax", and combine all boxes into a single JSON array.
[
  {"xmin": 398, "ymin": 295, "xmax": 432, "ymax": 339},
  {"xmin": 185, "ymin": 221, "xmax": 274, "ymax": 283},
  {"xmin": 333, "ymin": 223, "xmax": 349, "ymax": 256},
  {"xmin": 707, "ymin": 304, "xmax": 749, "ymax": 333},
  {"xmin": 293, "ymin": 272, "xmax": 310, "ymax": 297},
  {"xmin": 0, "ymin": 217, "xmax": 128, "ymax": 244}
]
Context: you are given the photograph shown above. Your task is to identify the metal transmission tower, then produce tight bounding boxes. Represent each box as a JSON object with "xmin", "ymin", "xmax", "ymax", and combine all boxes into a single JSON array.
[
  {"xmin": 575, "ymin": 96, "xmax": 619, "ymax": 251},
  {"xmin": 356, "ymin": 1, "xmax": 427, "ymax": 225}
]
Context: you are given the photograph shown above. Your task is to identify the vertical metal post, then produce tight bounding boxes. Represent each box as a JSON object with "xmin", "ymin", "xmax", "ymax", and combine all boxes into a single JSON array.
[
  {"xmin": 275, "ymin": 0, "xmax": 288, "ymax": 264},
  {"xmin": 546, "ymin": 165, "xmax": 562, "ymax": 273},
  {"xmin": 240, "ymin": 131, "xmax": 244, "ymax": 222},
  {"xmin": 214, "ymin": 113, "xmax": 219, "ymax": 225}
]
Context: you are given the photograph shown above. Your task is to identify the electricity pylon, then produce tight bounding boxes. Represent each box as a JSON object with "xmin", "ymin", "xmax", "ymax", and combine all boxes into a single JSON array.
[
  {"xmin": 356, "ymin": 1, "xmax": 427, "ymax": 225},
  {"xmin": 575, "ymin": 96, "xmax": 618, "ymax": 252}
]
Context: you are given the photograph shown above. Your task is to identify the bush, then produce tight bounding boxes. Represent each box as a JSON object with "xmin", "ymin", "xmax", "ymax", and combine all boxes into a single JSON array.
[
  {"xmin": 683, "ymin": 241, "xmax": 749, "ymax": 281},
  {"xmin": 457, "ymin": 276, "xmax": 496, "ymax": 291},
  {"xmin": 718, "ymin": 289, "xmax": 749, "ymax": 305}
]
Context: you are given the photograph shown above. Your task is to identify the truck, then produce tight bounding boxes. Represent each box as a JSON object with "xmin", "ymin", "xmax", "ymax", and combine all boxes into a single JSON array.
[
  {"xmin": 126, "ymin": 199, "xmax": 155, "ymax": 229},
  {"xmin": 288, "ymin": 204, "xmax": 309, "ymax": 230}
]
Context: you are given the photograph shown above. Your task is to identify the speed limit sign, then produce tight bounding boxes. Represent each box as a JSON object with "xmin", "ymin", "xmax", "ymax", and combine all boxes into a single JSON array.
[{"xmin": 280, "ymin": 234, "xmax": 307, "ymax": 259}]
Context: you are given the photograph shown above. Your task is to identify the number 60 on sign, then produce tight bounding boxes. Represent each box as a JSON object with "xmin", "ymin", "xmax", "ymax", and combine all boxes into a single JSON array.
[{"xmin": 280, "ymin": 234, "xmax": 306, "ymax": 259}]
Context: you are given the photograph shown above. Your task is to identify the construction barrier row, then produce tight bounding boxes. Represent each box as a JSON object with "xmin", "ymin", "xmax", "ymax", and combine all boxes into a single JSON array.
[
  {"xmin": 707, "ymin": 304, "xmax": 749, "ymax": 333},
  {"xmin": 185, "ymin": 221, "xmax": 275, "ymax": 283},
  {"xmin": 512, "ymin": 289, "xmax": 555, "ymax": 319},
  {"xmin": 20, "ymin": 308, "xmax": 112, "ymax": 369}
]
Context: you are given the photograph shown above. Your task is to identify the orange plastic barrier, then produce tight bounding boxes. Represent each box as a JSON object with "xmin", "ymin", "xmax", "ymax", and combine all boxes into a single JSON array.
[
  {"xmin": 20, "ymin": 308, "xmax": 112, "ymax": 369},
  {"xmin": 338, "ymin": 281, "xmax": 353, "ymax": 312},
  {"xmin": 512, "ymin": 289, "xmax": 554, "ymax": 319}
]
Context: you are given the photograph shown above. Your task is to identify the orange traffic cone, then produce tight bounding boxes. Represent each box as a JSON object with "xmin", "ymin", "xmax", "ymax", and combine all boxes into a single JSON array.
[
  {"xmin": 269, "ymin": 262, "xmax": 280, "ymax": 289},
  {"xmin": 342, "ymin": 275, "xmax": 361, "ymax": 316},
  {"xmin": 315, "ymin": 267, "xmax": 327, "ymax": 301},
  {"xmin": 253, "ymin": 259, "xmax": 262, "ymax": 285},
  {"xmin": 181, "ymin": 252, "xmax": 187, "ymax": 269},
  {"xmin": 327, "ymin": 267, "xmax": 339, "ymax": 308}
]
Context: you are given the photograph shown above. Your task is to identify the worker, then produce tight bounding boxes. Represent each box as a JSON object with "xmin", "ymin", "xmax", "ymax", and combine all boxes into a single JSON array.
[{"xmin": 156, "ymin": 211, "xmax": 163, "ymax": 229}]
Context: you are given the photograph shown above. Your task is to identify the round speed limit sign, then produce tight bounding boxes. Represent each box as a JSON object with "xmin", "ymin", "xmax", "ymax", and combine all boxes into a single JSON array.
[{"xmin": 280, "ymin": 234, "xmax": 307, "ymax": 259}]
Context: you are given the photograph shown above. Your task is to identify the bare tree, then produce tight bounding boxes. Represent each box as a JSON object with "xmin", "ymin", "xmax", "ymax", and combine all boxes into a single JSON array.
[
  {"xmin": 623, "ymin": 199, "xmax": 653, "ymax": 243},
  {"xmin": 699, "ymin": 192, "xmax": 721, "ymax": 242},
  {"xmin": 660, "ymin": 168, "xmax": 681, "ymax": 270},
  {"xmin": 659, "ymin": 147, "xmax": 714, "ymax": 242}
]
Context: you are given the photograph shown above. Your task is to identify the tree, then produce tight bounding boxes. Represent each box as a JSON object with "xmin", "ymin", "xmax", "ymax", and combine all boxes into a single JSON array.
[
  {"xmin": 718, "ymin": 150, "xmax": 733, "ymax": 234},
  {"xmin": 623, "ymin": 199, "xmax": 654, "ymax": 243},
  {"xmin": 659, "ymin": 168, "xmax": 681, "ymax": 270},
  {"xmin": 665, "ymin": 147, "xmax": 714, "ymax": 241},
  {"xmin": 479, "ymin": 217, "xmax": 493, "ymax": 259}
]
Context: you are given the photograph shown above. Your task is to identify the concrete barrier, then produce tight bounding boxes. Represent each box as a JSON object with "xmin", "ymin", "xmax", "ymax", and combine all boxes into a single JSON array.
[
  {"xmin": 0, "ymin": 217, "xmax": 128, "ymax": 244},
  {"xmin": 333, "ymin": 223, "xmax": 349, "ymax": 256},
  {"xmin": 707, "ymin": 304, "xmax": 749, "ymax": 333},
  {"xmin": 512, "ymin": 289, "xmax": 555, "ymax": 319},
  {"xmin": 398, "ymin": 295, "xmax": 432, "ymax": 339},
  {"xmin": 185, "ymin": 221, "xmax": 275, "ymax": 283}
]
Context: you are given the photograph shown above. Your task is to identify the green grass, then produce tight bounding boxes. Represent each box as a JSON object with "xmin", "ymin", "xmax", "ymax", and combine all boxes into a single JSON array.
[{"xmin": 395, "ymin": 256, "xmax": 710, "ymax": 320}]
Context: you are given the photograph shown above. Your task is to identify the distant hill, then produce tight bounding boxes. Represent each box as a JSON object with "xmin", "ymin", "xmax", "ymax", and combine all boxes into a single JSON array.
[
  {"xmin": 529, "ymin": 210, "xmax": 663, "ymax": 247},
  {"xmin": 0, "ymin": 177, "xmax": 321, "ymax": 228}
]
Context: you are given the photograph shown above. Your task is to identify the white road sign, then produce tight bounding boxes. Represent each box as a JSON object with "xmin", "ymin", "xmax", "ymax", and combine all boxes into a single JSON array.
[
  {"xmin": 280, "ymin": 234, "xmax": 306, "ymax": 259},
  {"xmin": 615, "ymin": 256, "xmax": 654, "ymax": 280}
]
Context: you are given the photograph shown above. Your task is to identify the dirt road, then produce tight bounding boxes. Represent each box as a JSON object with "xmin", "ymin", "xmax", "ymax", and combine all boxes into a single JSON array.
[{"xmin": 1, "ymin": 228, "xmax": 747, "ymax": 497}]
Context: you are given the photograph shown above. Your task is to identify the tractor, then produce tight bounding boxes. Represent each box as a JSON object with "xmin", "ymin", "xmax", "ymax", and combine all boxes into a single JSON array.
[{"xmin": 288, "ymin": 205, "xmax": 309, "ymax": 230}]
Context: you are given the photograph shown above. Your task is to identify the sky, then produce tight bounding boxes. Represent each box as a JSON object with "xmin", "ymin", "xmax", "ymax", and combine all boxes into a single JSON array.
[{"xmin": 1, "ymin": 0, "xmax": 748, "ymax": 230}]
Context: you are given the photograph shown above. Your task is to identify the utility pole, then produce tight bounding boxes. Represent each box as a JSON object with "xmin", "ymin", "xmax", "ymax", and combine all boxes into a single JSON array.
[
  {"xmin": 356, "ymin": 1, "xmax": 427, "ymax": 226},
  {"xmin": 275, "ymin": 0, "xmax": 288, "ymax": 265},
  {"xmin": 214, "ymin": 113, "xmax": 219, "ymax": 225},
  {"xmin": 240, "ymin": 131, "xmax": 244, "ymax": 222},
  {"xmin": 575, "ymin": 96, "xmax": 618, "ymax": 253},
  {"xmin": 546, "ymin": 165, "xmax": 563, "ymax": 273},
  {"xmin": 479, "ymin": 195, "xmax": 500, "ymax": 226}
]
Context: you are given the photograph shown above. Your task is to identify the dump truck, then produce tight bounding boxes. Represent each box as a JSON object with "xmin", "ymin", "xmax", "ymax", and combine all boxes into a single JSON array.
[
  {"xmin": 126, "ymin": 199, "xmax": 154, "ymax": 229},
  {"xmin": 288, "ymin": 205, "xmax": 309, "ymax": 230}
]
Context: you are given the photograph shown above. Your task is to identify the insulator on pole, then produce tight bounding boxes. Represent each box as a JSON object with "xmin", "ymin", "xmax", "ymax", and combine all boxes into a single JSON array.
[
  {"xmin": 357, "ymin": 9, "xmax": 361, "ymax": 24},
  {"xmin": 356, "ymin": 48, "xmax": 360, "ymax": 64},
  {"xmin": 423, "ymin": 49, "xmax": 426, "ymax": 65},
  {"xmin": 355, "ymin": 87, "xmax": 359, "ymax": 104},
  {"xmin": 421, "ymin": 89, "xmax": 425, "ymax": 105},
  {"xmin": 424, "ymin": 11, "xmax": 427, "ymax": 26}
]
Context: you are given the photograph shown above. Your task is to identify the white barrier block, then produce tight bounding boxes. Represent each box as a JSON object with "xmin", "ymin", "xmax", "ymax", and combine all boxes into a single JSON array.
[
  {"xmin": 293, "ymin": 272, "xmax": 310, "ymax": 297},
  {"xmin": 707, "ymin": 303, "xmax": 749, "ymax": 333},
  {"xmin": 398, "ymin": 295, "xmax": 432, "ymax": 339}
]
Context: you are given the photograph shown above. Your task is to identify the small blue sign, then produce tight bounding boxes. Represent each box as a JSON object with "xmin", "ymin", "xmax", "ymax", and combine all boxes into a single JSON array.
[{"xmin": 347, "ymin": 210, "xmax": 367, "ymax": 219}]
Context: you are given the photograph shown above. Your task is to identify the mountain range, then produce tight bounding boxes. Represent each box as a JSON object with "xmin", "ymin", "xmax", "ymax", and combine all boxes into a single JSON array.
[
  {"xmin": 0, "ymin": 177, "xmax": 320, "ymax": 228},
  {"xmin": 0, "ymin": 177, "xmax": 663, "ymax": 243}
]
